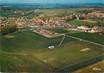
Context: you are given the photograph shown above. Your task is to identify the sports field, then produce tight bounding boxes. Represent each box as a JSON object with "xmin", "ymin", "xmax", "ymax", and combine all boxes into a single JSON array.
[{"xmin": 0, "ymin": 30, "xmax": 104, "ymax": 72}]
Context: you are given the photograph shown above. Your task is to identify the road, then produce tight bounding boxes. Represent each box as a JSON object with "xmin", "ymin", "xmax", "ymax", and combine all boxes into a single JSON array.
[{"xmin": 66, "ymin": 35, "xmax": 104, "ymax": 47}]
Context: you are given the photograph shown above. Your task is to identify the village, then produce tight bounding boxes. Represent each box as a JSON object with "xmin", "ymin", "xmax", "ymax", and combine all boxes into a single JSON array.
[
  {"xmin": 1, "ymin": 10, "xmax": 104, "ymax": 37},
  {"xmin": 16, "ymin": 11, "xmax": 104, "ymax": 36}
]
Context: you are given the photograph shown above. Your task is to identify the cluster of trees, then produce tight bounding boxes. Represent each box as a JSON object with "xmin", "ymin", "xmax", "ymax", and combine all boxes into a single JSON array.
[{"xmin": 0, "ymin": 24, "xmax": 17, "ymax": 35}]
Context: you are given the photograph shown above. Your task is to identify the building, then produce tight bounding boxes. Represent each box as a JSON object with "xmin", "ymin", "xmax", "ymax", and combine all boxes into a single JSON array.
[{"xmin": 91, "ymin": 26, "xmax": 104, "ymax": 33}]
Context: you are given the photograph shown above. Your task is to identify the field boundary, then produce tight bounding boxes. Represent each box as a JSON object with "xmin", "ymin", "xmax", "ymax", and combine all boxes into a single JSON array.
[
  {"xmin": 66, "ymin": 35, "xmax": 104, "ymax": 47},
  {"xmin": 57, "ymin": 54, "xmax": 104, "ymax": 72}
]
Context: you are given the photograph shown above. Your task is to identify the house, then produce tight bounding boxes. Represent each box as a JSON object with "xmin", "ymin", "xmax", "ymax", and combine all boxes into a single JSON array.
[
  {"xmin": 77, "ymin": 26, "xmax": 91, "ymax": 32},
  {"xmin": 87, "ymin": 12, "xmax": 104, "ymax": 18},
  {"xmin": 91, "ymin": 26, "xmax": 104, "ymax": 33}
]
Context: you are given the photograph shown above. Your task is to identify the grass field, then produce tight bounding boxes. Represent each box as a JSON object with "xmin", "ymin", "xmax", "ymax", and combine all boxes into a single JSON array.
[
  {"xmin": 48, "ymin": 28, "xmax": 104, "ymax": 45},
  {"xmin": 67, "ymin": 19, "xmax": 96, "ymax": 26},
  {"xmin": 69, "ymin": 32, "xmax": 104, "ymax": 45},
  {"xmin": 0, "ymin": 30, "xmax": 104, "ymax": 72},
  {"xmin": 47, "ymin": 28, "xmax": 69, "ymax": 34},
  {"xmin": 73, "ymin": 60, "xmax": 104, "ymax": 73}
]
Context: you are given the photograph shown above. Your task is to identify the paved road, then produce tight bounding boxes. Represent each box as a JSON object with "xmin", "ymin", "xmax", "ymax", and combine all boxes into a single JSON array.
[{"xmin": 58, "ymin": 34, "xmax": 66, "ymax": 47}]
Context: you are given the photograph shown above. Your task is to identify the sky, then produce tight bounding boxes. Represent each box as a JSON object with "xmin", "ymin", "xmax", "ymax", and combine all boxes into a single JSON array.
[{"xmin": 0, "ymin": 0, "xmax": 104, "ymax": 4}]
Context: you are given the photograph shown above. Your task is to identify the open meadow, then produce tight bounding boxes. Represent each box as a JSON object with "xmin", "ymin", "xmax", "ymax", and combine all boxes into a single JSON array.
[{"xmin": 0, "ymin": 30, "xmax": 104, "ymax": 72}]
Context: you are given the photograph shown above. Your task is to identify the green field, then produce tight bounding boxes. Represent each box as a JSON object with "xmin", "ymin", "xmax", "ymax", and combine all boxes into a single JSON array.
[
  {"xmin": 48, "ymin": 28, "xmax": 69, "ymax": 34},
  {"xmin": 0, "ymin": 30, "xmax": 104, "ymax": 72},
  {"xmin": 73, "ymin": 60, "xmax": 104, "ymax": 73},
  {"xmin": 69, "ymin": 32, "xmax": 104, "ymax": 45},
  {"xmin": 67, "ymin": 19, "xmax": 96, "ymax": 26},
  {"xmin": 48, "ymin": 28, "xmax": 104, "ymax": 45}
]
